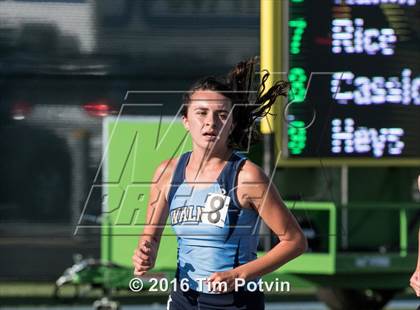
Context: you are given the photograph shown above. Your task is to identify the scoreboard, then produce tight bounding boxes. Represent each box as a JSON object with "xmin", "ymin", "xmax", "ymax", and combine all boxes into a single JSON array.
[{"xmin": 274, "ymin": 0, "xmax": 420, "ymax": 165}]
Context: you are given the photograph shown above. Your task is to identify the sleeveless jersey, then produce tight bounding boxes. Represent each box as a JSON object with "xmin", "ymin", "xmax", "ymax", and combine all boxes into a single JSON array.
[{"xmin": 167, "ymin": 151, "xmax": 261, "ymax": 293}]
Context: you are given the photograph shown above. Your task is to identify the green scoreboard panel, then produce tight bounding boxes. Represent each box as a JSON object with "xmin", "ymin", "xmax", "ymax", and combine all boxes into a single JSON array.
[{"xmin": 280, "ymin": 0, "xmax": 420, "ymax": 165}]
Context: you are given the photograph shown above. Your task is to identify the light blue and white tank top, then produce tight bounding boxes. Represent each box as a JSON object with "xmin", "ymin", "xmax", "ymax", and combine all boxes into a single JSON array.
[{"xmin": 167, "ymin": 150, "xmax": 261, "ymax": 293}]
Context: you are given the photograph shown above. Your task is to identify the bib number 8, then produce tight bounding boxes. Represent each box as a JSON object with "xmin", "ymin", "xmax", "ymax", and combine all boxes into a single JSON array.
[
  {"xmin": 203, "ymin": 193, "xmax": 230, "ymax": 227},
  {"xmin": 207, "ymin": 195, "xmax": 225, "ymax": 224}
]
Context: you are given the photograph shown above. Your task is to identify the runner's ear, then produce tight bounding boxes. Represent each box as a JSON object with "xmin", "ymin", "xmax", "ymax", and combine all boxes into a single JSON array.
[{"xmin": 182, "ymin": 114, "xmax": 190, "ymax": 131}]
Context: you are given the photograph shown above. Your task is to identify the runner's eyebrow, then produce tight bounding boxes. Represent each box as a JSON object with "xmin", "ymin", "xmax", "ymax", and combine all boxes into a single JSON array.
[{"xmin": 193, "ymin": 107, "xmax": 229, "ymax": 113}]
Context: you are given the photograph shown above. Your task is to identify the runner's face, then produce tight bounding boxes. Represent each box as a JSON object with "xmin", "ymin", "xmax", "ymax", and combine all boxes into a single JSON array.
[{"xmin": 182, "ymin": 90, "xmax": 234, "ymax": 151}]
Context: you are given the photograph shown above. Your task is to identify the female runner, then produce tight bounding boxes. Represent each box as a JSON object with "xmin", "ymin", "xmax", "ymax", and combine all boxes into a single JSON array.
[{"xmin": 132, "ymin": 58, "xmax": 307, "ymax": 309}]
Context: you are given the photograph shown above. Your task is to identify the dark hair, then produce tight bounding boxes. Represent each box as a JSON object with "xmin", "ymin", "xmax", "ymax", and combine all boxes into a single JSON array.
[{"xmin": 182, "ymin": 57, "xmax": 290, "ymax": 150}]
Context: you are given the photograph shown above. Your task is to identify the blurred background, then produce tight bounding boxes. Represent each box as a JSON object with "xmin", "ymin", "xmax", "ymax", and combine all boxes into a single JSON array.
[
  {"xmin": 0, "ymin": 0, "xmax": 259, "ymax": 280},
  {"xmin": 0, "ymin": 0, "xmax": 419, "ymax": 309}
]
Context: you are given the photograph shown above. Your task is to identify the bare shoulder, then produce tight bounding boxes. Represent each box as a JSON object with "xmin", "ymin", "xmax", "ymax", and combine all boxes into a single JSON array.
[
  {"xmin": 153, "ymin": 156, "xmax": 179, "ymax": 184},
  {"xmin": 237, "ymin": 159, "xmax": 269, "ymax": 185},
  {"xmin": 152, "ymin": 156, "xmax": 181, "ymax": 201},
  {"xmin": 236, "ymin": 159, "xmax": 270, "ymax": 209}
]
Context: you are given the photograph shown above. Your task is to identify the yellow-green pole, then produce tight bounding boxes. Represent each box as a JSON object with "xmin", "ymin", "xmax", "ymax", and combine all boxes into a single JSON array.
[
  {"xmin": 259, "ymin": 0, "xmax": 285, "ymax": 250},
  {"xmin": 260, "ymin": 0, "xmax": 283, "ymax": 137}
]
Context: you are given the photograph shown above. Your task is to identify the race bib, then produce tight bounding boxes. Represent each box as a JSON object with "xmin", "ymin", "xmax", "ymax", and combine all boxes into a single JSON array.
[{"xmin": 202, "ymin": 193, "xmax": 230, "ymax": 228}]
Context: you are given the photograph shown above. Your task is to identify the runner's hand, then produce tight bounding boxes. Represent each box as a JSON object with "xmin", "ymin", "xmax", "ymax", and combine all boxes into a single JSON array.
[
  {"xmin": 206, "ymin": 269, "xmax": 241, "ymax": 293},
  {"xmin": 133, "ymin": 240, "xmax": 157, "ymax": 276}
]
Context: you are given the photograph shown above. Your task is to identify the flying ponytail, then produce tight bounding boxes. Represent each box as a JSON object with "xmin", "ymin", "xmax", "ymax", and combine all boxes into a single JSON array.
[{"xmin": 226, "ymin": 57, "xmax": 290, "ymax": 150}]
